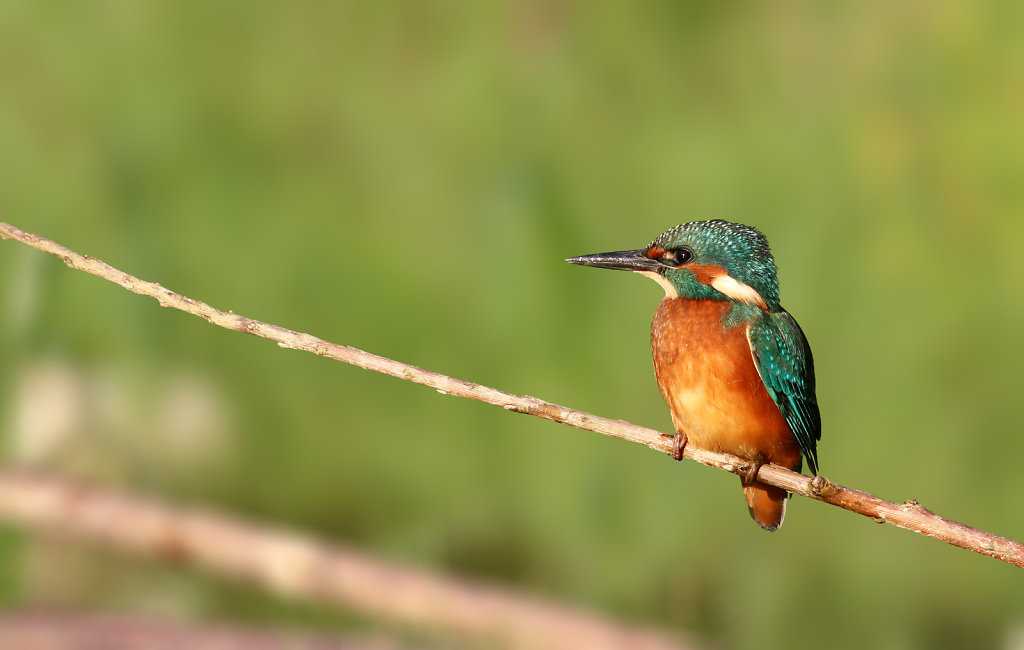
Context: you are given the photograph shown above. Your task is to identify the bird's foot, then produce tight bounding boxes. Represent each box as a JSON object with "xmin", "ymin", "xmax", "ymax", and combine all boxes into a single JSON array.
[
  {"xmin": 739, "ymin": 458, "xmax": 765, "ymax": 485},
  {"xmin": 669, "ymin": 432, "xmax": 687, "ymax": 461}
]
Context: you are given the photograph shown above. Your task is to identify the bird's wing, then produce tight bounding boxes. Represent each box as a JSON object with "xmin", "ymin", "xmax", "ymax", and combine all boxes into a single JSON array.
[{"xmin": 747, "ymin": 310, "xmax": 821, "ymax": 475}]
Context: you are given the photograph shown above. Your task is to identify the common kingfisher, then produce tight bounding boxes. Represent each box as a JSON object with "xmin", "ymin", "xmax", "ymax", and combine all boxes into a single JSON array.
[{"xmin": 567, "ymin": 220, "xmax": 820, "ymax": 531}]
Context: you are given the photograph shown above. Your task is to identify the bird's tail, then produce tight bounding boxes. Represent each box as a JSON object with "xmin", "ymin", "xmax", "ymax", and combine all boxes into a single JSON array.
[{"xmin": 741, "ymin": 479, "xmax": 788, "ymax": 532}]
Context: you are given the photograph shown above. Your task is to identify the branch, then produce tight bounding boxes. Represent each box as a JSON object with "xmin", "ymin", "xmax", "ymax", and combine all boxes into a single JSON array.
[
  {"xmin": 0, "ymin": 470, "xmax": 693, "ymax": 650},
  {"xmin": 2, "ymin": 222, "xmax": 1022, "ymax": 569}
]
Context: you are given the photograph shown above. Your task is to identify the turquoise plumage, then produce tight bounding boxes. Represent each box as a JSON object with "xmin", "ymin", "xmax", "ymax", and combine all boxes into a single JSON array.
[{"xmin": 748, "ymin": 310, "xmax": 821, "ymax": 474}]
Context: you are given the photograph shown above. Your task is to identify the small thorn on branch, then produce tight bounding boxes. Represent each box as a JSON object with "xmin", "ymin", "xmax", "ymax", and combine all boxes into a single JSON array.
[
  {"xmin": 901, "ymin": 499, "xmax": 934, "ymax": 516},
  {"xmin": 809, "ymin": 475, "xmax": 838, "ymax": 499}
]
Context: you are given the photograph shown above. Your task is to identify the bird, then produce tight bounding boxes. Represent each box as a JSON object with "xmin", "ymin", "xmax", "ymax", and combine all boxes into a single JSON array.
[{"xmin": 566, "ymin": 220, "xmax": 820, "ymax": 531}]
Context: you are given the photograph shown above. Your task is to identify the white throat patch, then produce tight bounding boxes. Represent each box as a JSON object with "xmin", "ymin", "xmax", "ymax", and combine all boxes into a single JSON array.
[{"xmin": 637, "ymin": 271, "xmax": 679, "ymax": 298}]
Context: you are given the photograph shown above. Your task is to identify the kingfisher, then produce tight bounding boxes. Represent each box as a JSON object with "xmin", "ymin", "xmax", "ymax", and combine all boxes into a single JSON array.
[{"xmin": 566, "ymin": 220, "xmax": 820, "ymax": 531}]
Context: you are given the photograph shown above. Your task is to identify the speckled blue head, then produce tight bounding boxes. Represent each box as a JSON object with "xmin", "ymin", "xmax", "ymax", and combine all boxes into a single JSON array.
[{"xmin": 566, "ymin": 220, "xmax": 781, "ymax": 312}]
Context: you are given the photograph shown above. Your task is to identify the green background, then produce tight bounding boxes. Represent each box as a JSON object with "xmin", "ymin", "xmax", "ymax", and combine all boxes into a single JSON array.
[{"xmin": 2, "ymin": 2, "xmax": 1024, "ymax": 648}]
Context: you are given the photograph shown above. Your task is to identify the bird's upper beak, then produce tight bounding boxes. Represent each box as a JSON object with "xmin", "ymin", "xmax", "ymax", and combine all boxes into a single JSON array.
[{"xmin": 565, "ymin": 249, "xmax": 662, "ymax": 272}]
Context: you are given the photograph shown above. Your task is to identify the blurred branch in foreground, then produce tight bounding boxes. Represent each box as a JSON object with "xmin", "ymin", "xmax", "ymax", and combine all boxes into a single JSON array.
[
  {"xmin": 0, "ymin": 470, "xmax": 692, "ymax": 650},
  {"xmin": 0, "ymin": 609, "xmax": 407, "ymax": 650},
  {"xmin": 1, "ymin": 221, "xmax": 1022, "ymax": 570}
]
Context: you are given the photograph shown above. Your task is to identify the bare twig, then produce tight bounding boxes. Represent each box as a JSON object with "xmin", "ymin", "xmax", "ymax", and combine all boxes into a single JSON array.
[
  {"xmin": 1, "ymin": 221, "xmax": 1022, "ymax": 569},
  {"xmin": 0, "ymin": 471, "xmax": 693, "ymax": 650}
]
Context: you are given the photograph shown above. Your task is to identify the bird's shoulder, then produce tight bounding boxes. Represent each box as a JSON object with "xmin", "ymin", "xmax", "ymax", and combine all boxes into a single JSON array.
[{"xmin": 745, "ymin": 308, "xmax": 821, "ymax": 473}]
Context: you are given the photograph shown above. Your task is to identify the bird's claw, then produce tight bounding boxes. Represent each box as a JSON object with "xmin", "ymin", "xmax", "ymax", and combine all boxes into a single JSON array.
[
  {"xmin": 740, "ymin": 459, "xmax": 765, "ymax": 485},
  {"xmin": 670, "ymin": 433, "xmax": 687, "ymax": 461}
]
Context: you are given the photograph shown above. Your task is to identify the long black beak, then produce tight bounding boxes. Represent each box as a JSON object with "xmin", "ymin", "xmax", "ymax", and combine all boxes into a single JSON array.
[{"xmin": 565, "ymin": 249, "xmax": 661, "ymax": 272}]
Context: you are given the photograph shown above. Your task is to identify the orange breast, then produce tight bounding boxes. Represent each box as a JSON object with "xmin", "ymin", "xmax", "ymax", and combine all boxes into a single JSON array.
[{"xmin": 651, "ymin": 298, "xmax": 801, "ymax": 471}]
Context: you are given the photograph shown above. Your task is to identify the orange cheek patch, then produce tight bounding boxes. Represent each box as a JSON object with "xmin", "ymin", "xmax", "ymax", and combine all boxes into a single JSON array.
[
  {"xmin": 646, "ymin": 246, "xmax": 666, "ymax": 260},
  {"xmin": 682, "ymin": 263, "xmax": 768, "ymax": 311},
  {"xmin": 683, "ymin": 263, "xmax": 729, "ymax": 284}
]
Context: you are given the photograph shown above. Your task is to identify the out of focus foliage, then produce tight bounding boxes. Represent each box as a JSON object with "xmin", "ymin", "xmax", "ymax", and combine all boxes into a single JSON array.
[{"xmin": 2, "ymin": 2, "xmax": 1023, "ymax": 649}]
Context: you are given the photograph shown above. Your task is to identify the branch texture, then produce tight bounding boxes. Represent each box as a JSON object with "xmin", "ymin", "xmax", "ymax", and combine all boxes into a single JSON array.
[{"xmin": 2, "ymin": 221, "xmax": 1022, "ymax": 569}]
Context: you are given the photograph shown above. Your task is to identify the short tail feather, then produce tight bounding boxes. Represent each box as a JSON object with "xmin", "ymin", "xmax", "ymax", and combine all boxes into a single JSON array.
[{"xmin": 742, "ymin": 479, "xmax": 788, "ymax": 532}]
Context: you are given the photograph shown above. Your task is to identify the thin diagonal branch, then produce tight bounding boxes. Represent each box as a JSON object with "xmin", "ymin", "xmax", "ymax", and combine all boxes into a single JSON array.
[{"xmin": 2, "ymin": 221, "xmax": 1022, "ymax": 569}]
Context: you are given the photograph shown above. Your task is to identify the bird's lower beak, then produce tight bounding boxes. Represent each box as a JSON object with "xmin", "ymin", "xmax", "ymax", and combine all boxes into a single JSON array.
[{"xmin": 565, "ymin": 249, "xmax": 662, "ymax": 272}]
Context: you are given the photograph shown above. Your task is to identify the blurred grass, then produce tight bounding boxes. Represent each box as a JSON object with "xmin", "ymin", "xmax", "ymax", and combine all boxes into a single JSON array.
[{"xmin": 2, "ymin": 1, "xmax": 1024, "ymax": 648}]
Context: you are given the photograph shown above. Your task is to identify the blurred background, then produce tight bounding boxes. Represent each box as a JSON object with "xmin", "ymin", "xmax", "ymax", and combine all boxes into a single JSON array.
[{"xmin": 2, "ymin": 1, "xmax": 1024, "ymax": 648}]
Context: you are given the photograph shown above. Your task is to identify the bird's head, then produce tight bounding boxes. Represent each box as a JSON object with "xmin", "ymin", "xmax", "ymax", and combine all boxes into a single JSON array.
[{"xmin": 566, "ymin": 220, "xmax": 780, "ymax": 311}]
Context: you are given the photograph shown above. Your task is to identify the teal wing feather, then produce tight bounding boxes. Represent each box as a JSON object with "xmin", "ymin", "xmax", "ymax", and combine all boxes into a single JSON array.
[{"xmin": 748, "ymin": 310, "xmax": 821, "ymax": 474}]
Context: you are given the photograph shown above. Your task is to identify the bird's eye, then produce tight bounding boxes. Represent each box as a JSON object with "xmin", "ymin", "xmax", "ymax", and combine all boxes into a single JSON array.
[{"xmin": 660, "ymin": 247, "xmax": 692, "ymax": 267}]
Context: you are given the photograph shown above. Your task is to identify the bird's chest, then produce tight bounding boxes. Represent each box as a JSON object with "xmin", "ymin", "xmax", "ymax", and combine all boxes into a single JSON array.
[{"xmin": 651, "ymin": 298, "xmax": 790, "ymax": 456}]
